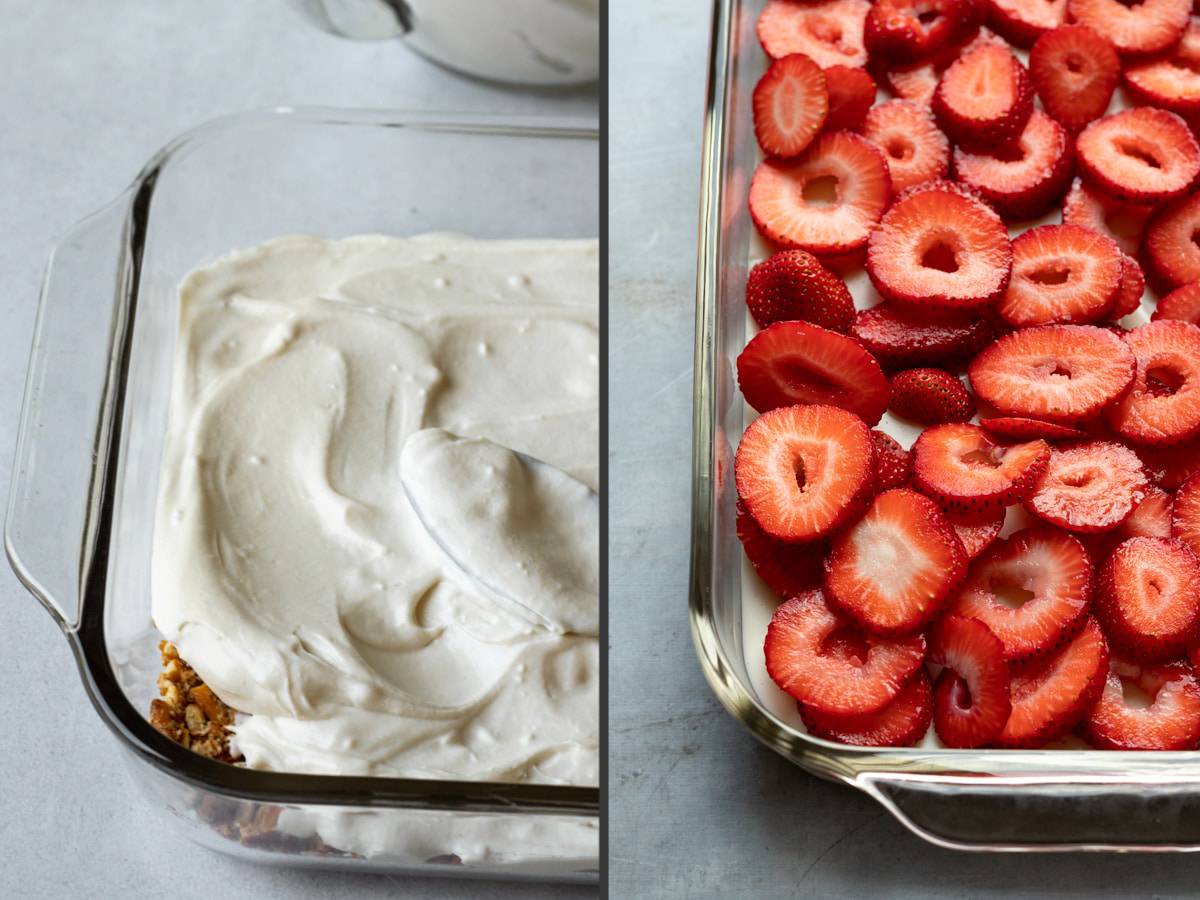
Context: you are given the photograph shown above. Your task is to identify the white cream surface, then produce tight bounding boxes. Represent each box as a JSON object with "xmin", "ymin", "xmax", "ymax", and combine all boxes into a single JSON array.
[{"xmin": 151, "ymin": 233, "xmax": 599, "ymax": 787}]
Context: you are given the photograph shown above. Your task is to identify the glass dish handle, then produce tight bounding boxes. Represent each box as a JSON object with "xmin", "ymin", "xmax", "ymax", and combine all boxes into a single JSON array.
[
  {"xmin": 859, "ymin": 772, "xmax": 1200, "ymax": 849},
  {"xmin": 6, "ymin": 194, "xmax": 133, "ymax": 631}
]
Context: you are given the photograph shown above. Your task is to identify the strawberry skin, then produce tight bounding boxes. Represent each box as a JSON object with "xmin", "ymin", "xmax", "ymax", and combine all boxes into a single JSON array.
[
  {"xmin": 995, "ymin": 617, "xmax": 1109, "ymax": 748},
  {"xmin": 823, "ymin": 65, "xmax": 877, "ymax": 132},
  {"xmin": 737, "ymin": 320, "xmax": 891, "ymax": 423},
  {"xmin": 952, "ymin": 111, "xmax": 1073, "ymax": 220},
  {"xmin": 824, "ymin": 488, "xmax": 968, "ymax": 635},
  {"xmin": 929, "ymin": 615, "xmax": 1013, "ymax": 748},
  {"xmin": 932, "ymin": 43, "xmax": 1034, "ymax": 148},
  {"xmin": 1096, "ymin": 536, "xmax": 1200, "ymax": 661},
  {"xmin": 735, "ymin": 404, "xmax": 876, "ymax": 542},
  {"xmin": 745, "ymin": 250, "xmax": 855, "ymax": 332},
  {"xmin": 799, "ymin": 670, "xmax": 932, "ymax": 746},
  {"xmin": 1143, "ymin": 192, "xmax": 1200, "ymax": 293},
  {"xmin": 979, "ymin": 417, "xmax": 1087, "ymax": 442},
  {"xmin": 888, "ymin": 368, "xmax": 975, "ymax": 425},
  {"xmin": 967, "ymin": 324, "xmax": 1136, "ymax": 423},
  {"xmin": 851, "ymin": 302, "xmax": 993, "ymax": 370},
  {"xmin": 949, "ymin": 526, "xmax": 1093, "ymax": 661},
  {"xmin": 764, "ymin": 590, "xmax": 927, "ymax": 715},
  {"xmin": 1029, "ymin": 26, "xmax": 1119, "ymax": 133},
  {"xmin": 862, "ymin": 99, "xmax": 951, "ymax": 194},
  {"xmin": 912, "ymin": 422, "xmax": 1050, "ymax": 517},
  {"xmin": 737, "ymin": 499, "xmax": 825, "ymax": 599},
  {"xmin": 1153, "ymin": 282, "xmax": 1200, "ymax": 326},
  {"xmin": 1060, "ymin": 177, "xmax": 1152, "ymax": 259},
  {"xmin": 871, "ymin": 429, "xmax": 913, "ymax": 491},
  {"xmin": 1076, "ymin": 108, "xmax": 1200, "ymax": 206},
  {"xmin": 1067, "ymin": 0, "xmax": 1190, "ymax": 56},
  {"xmin": 1083, "ymin": 657, "xmax": 1200, "ymax": 750},
  {"xmin": 996, "ymin": 224, "xmax": 1123, "ymax": 328},
  {"xmin": 753, "ymin": 53, "xmax": 829, "ymax": 159},
  {"xmin": 1105, "ymin": 320, "xmax": 1200, "ymax": 448},
  {"xmin": 757, "ymin": 0, "xmax": 872, "ymax": 68},
  {"xmin": 1025, "ymin": 441, "xmax": 1150, "ymax": 533}
]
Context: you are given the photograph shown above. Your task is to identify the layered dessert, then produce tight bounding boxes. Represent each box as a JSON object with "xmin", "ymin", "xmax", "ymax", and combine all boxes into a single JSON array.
[{"xmin": 148, "ymin": 233, "xmax": 597, "ymax": 855}]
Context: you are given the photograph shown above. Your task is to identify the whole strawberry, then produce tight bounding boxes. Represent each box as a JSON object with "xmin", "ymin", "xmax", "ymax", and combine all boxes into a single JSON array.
[
  {"xmin": 745, "ymin": 249, "xmax": 855, "ymax": 333},
  {"xmin": 890, "ymin": 368, "xmax": 975, "ymax": 425}
]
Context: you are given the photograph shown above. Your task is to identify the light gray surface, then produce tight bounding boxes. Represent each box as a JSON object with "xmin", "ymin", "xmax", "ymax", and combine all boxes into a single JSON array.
[
  {"xmin": 608, "ymin": 2, "xmax": 1200, "ymax": 898},
  {"xmin": 0, "ymin": 2, "xmax": 594, "ymax": 897}
]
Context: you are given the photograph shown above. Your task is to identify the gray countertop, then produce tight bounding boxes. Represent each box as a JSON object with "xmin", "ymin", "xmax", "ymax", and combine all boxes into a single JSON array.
[
  {"xmin": 0, "ymin": 2, "xmax": 594, "ymax": 897},
  {"xmin": 609, "ymin": 1, "xmax": 1200, "ymax": 897}
]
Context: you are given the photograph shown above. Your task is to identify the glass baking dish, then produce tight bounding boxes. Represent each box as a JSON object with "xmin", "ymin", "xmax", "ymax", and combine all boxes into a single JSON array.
[
  {"xmin": 689, "ymin": 0, "xmax": 1200, "ymax": 852},
  {"xmin": 6, "ymin": 108, "xmax": 599, "ymax": 881}
]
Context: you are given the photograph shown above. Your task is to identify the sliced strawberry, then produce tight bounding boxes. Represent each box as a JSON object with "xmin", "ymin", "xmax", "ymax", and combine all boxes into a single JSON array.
[
  {"xmin": 1086, "ymin": 484, "xmax": 1175, "ymax": 562},
  {"xmin": 889, "ymin": 367, "xmax": 975, "ymax": 425},
  {"xmin": 1028, "ymin": 26, "xmax": 1119, "ymax": 134},
  {"xmin": 952, "ymin": 111, "xmax": 1073, "ymax": 221},
  {"xmin": 967, "ymin": 324, "xmax": 1136, "ymax": 423},
  {"xmin": 823, "ymin": 65, "xmax": 876, "ymax": 132},
  {"xmin": 1153, "ymin": 282, "xmax": 1200, "ymax": 325},
  {"xmin": 749, "ymin": 132, "xmax": 891, "ymax": 256},
  {"xmin": 1060, "ymin": 178, "xmax": 1153, "ymax": 258},
  {"xmin": 1066, "ymin": 0, "xmax": 1190, "ymax": 56},
  {"xmin": 1106, "ymin": 254, "xmax": 1146, "ymax": 321},
  {"xmin": 745, "ymin": 249, "xmax": 855, "ymax": 332},
  {"xmin": 879, "ymin": 26, "xmax": 1005, "ymax": 106},
  {"xmin": 1024, "ymin": 441, "xmax": 1150, "ymax": 533},
  {"xmin": 866, "ymin": 181, "xmax": 1012, "ymax": 309},
  {"xmin": 737, "ymin": 320, "xmax": 890, "ymax": 422},
  {"xmin": 980, "ymin": 417, "xmax": 1088, "ymax": 441},
  {"xmin": 1143, "ymin": 193, "xmax": 1200, "ymax": 292},
  {"xmin": 862, "ymin": 100, "xmax": 950, "ymax": 194},
  {"xmin": 985, "ymin": 0, "xmax": 1066, "ymax": 47},
  {"xmin": 764, "ymin": 590, "xmax": 927, "ymax": 715},
  {"xmin": 912, "ymin": 422, "xmax": 1050, "ymax": 517},
  {"xmin": 864, "ymin": 0, "xmax": 984, "ymax": 65},
  {"xmin": 799, "ymin": 669, "xmax": 933, "ymax": 746},
  {"xmin": 949, "ymin": 527, "xmax": 1093, "ymax": 661},
  {"xmin": 757, "ymin": 0, "xmax": 872, "ymax": 68},
  {"xmin": 824, "ymin": 488, "xmax": 967, "ymax": 635},
  {"xmin": 932, "ymin": 43, "xmax": 1034, "ymax": 148},
  {"xmin": 851, "ymin": 302, "xmax": 993, "ymax": 370},
  {"xmin": 737, "ymin": 499, "xmax": 825, "ymax": 598},
  {"xmin": 1136, "ymin": 439, "xmax": 1200, "ymax": 489},
  {"xmin": 995, "ymin": 617, "xmax": 1109, "ymax": 747},
  {"xmin": 928, "ymin": 615, "xmax": 1012, "ymax": 747},
  {"xmin": 1105, "ymin": 320, "xmax": 1200, "ymax": 447},
  {"xmin": 1099, "ymin": 535, "xmax": 1200, "ymax": 662},
  {"xmin": 1124, "ymin": 19, "xmax": 1200, "ymax": 113},
  {"xmin": 948, "ymin": 509, "xmax": 1006, "ymax": 559},
  {"xmin": 871, "ymin": 429, "xmax": 913, "ymax": 491},
  {"xmin": 753, "ymin": 54, "xmax": 829, "ymax": 158},
  {"xmin": 1076, "ymin": 109, "xmax": 1200, "ymax": 206},
  {"xmin": 1171, "ymin": 470, "xmax": 1200, "ymax": 558},
  {"xmin": 735, "ymin": 404, "xmax": 876, "ymax": 542},
  {"xmin": 1083, "ymin": 657, "xmax": 1200, "ymax": 749},
  {"xmin": 996, "ymin": 225, "xmax": 1124, "ymax": 328}
]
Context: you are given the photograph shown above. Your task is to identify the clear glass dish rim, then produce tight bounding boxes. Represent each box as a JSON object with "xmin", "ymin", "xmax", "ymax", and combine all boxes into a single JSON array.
[
  {"xmin": 20, "ymin": 106, "xmax": 600, "ymax": 818},
  {"xmin": 686, "ymin": 0, "xmax": 1200, "ymax": 801}
]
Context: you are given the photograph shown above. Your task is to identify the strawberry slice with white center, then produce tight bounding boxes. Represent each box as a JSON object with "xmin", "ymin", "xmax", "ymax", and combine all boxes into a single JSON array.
[
  {"xmin": 861, "ymin": 99, "xmax": 950, "ymax": 194},
  {"xmin": 866, "ymin": 181, "xmax": 1012, "ymax": 309},
  {"xmin": 880, "ymin": 27, "xmax": 1007, "ymax": 107},
  {"xmin": 996, "ymin": 225, "xmax": 1123, "ymax": 328},
  {"xmin": 949, "ymin": 526, "xmax": 1093, "ymax": 661},
  {"xmin": 764, "ymin": 590, "xmax": 927, "ymax": 715},
  {"xmin": 979, "ymin": 417, "xmax": 1087, "ymax": 442},
  {"xmin": 967, "ymin": 324, "xmax": 1136, "ymax": 423},
  {"xmin": 1029, "ymin": 26, "xmax": 1120, "ymax": 134},
  {"xmin": 737, "ymin": 320, "xmax": 891, "ymax": 422},
  {"xmin": 1076, "ymin": 108, "xmax": 1200, "ymax": 206},
  {"xmin": 753, "ymin": 54, "xmax": 829, "ymax": 159},
  {"xmin": 749, "ymin": 132, "xmax": 892, "ymax": 256},
  {"xmin": 823, "ymin": 487, "xmax": 968, "ymax": 635},
  {"xmin": 1124, "ymin": 18, "xmax": 1200, "ymax": 112},
  {"xmin": 912, "ymin": 422, "xmax": 1050, "ymax": 517},
  {"xmin": 737, "ymin": 499, "xmax": 825, "ymax": 599},
  {"xmin": 947, "ymin": 509, "xmax": 1006, "ymax": 560},
  {"xmin": 851, "ymin": 302, "xmax": 993, "ymax": 370},
  {"xmin": 1106, "ymin": 254, "xmax": 1145, "ymax": 322},
  {"xmin": 995, "ymin": 617, "xmax": 1109, "ymax": 748},
  {"xmin": 1105, "ymin": 320, "xmax": 1200, "ymax": 447},
  {"xmin": 1096, "ymin": 536, "xmax": 1200, "ymax": 661},
  {"xmin": 1083, "ymin": 657, "xmax": 1200, "ymax": 750},
  {"xmin": 1067, "ymin": 0, "xmax": 1189, "ymax": 56},
  {"xmin": 1060, "ymin": 177, "xmax": 1152, "ymax": 258},
  {"xmin": 1171, "ymin": 471, "xmax": 1200, "ymax": 558},
  {"xmin": 1153, "ymin": 283, "xmax": 1200, "ymax": 326},
  {"xmin": 932, "ymin": 43, "xmax": 1034, "ymax": 148},
  {"xmin": 985, "ymin": 0, "xmax": 1066, "ymax": 47},
  {"xmin": 757, "ymin": 0, "xmax": 872, "ymax": 68},
  {"xmin": 928, "ymin": 615, "xmax": 1013, "ymax": 748},
  {"xmin": 799, "ymin": 670, "xmax": 932, "ymax": 746},
  {"xmin": 735, "ymin": 404, "xmax": 876, "ymax": 542},
  {"xmin": 871, "ymin": 429, "xmax": 912, "ymax": 491},
  {"xmin": 952, "ymin": 111, "xmax": 1074, "ymax": 220},
  {"xmin": 1024, "ymin": 441, "xmax": 1149, "ymax": 533},
  {"xmin": 1143, "ymin": 193, "xmax": 1200, "ymax": 293}
]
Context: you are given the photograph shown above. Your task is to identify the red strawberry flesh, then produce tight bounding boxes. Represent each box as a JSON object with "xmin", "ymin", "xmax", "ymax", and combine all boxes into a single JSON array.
[
  {"xmin": 1066, "ymin": 0, "xmax": 1190, "ymax": 56},
  {"xmin": 932, "ymin": 43, "xmax": 1034, "ymax": 148},
  {"xmin": 1076, "ymin": 108, "xmax": 1200, "ymax": 206},
  {"xmin": 1060, "ymin": 177, "xmax": 1152, "ymax": 258},
  {"xmin": 1083, "ymin": 657, "xmax": 1200, "ymax": 749},
  {"xmin": 737, "ymin": 499, "xmax": 825, "ymax": 599},
  {"xmin": 758, "ymin": 0, "xmax": 872, "ymax": 68},
  {"xmin": 851, "ymin": 302, "xmax": 993, "ymax": 370},
  {"xmin": 799, "ymin": 670, "xmax": 933, "ymax": 746},
  {"xmin": 862, "ymin": 99, "xmax": 950, "ymax": 194},
  {"xmin": 913, "ymin": 422, "xmax": 1050, "ymax": 517},
  {"xmin": 1025, "ymin": 441, "xmax": 1149, "ymax": 533},
  {"xmin": 929, "ymin": 615, "xmax": 1012, "ymax": 747},
  {"xmin": 1096, "ymin": 536, "xmax": 1200, "ymax": 661},
  {"xmin": 997, "ymin": 224, "xmax": 1123, "ymax": 328},
  {"xmin": 1029, "ymin": 25, "xmax": 1119, "ymax": 133},
  {"xmin": 1105, "ymin": 320, "xmax": 1200, "ymax": 447},
  {"xmin": 753, "ymin": 53, "xmax": 829, "ymax": 159}
]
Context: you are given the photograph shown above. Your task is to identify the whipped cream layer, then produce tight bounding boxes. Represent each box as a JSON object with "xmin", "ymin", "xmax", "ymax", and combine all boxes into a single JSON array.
[{"xmin": 151, "ymin": 233, "xmax": 599, "ymax": 784}]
